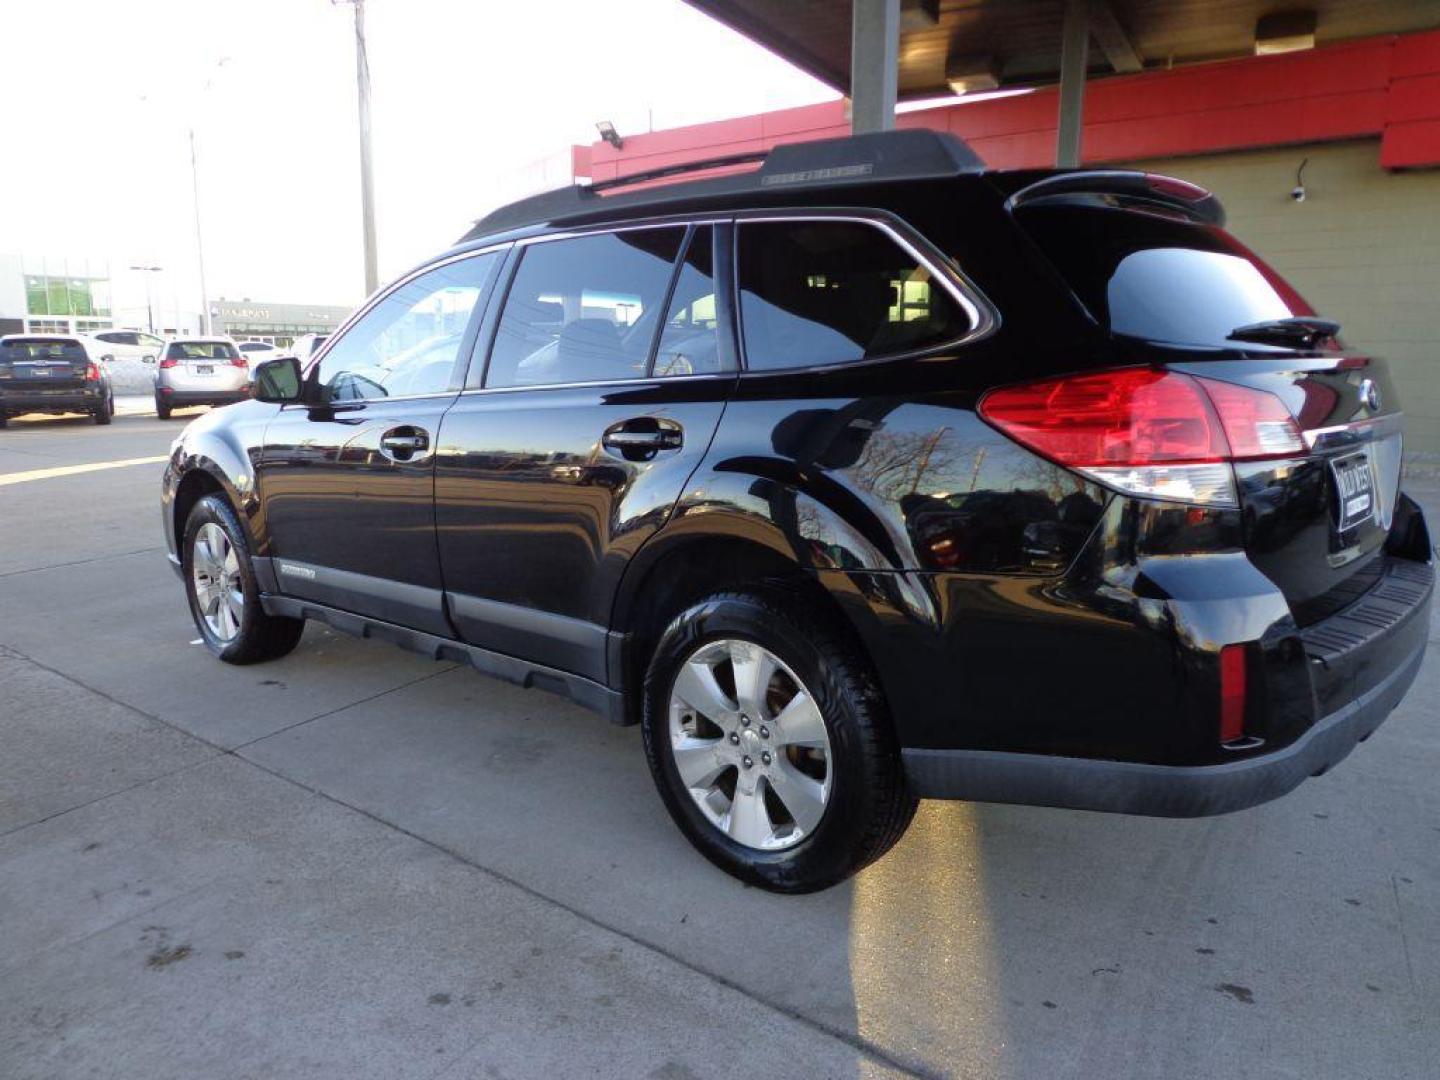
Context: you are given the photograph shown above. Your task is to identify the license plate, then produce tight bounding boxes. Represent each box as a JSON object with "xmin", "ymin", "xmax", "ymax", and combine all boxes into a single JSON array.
[
  {"xmin": 1330, "ymin": 450, "xmax": 1375, "ymax": 532},
  {"xmin": 196, "ymin": 364, "xmax": 214, "ymax": 375}
]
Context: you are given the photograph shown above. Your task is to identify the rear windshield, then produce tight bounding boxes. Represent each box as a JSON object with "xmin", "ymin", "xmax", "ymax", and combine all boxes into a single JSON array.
[
  {"xmin": 1016, "ymin": 205, "xmax": 1313, "ymax": 348},
  {"xmin": 0, "ymin": 339, "xmax": 87, "ymax": 361},
  {"xmin": 166, "ymin": 341, "xmax": 239, "ymax": 360}
]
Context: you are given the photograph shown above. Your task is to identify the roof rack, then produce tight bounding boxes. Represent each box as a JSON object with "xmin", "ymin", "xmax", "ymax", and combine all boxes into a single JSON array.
[{"xmin": 462, "ymin": 128, "xmax": 985, "ymax": 240}]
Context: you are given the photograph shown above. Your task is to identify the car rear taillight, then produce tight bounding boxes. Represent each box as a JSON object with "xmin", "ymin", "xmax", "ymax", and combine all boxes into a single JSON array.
[
  {"xmin": 228, "ymin": 356, "xmax": 247, "ymax": 368},
  {"xmin": 84, "ymin": 362, "xmax": 101, "ymax": 381},
  {"xmin": 979, "ymin": 368, "xmax": 1304, "ymax": 507},
  {"xmin": 159, "ymin": 357, "xmax": 179, "ymax": 369},
  {"xmin": 1219, "ymin": 644, "xmax": 1248, "ymax": 744}
]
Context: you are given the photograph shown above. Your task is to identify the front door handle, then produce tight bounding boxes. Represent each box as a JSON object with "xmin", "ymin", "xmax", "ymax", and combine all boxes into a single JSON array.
[
  {"xmin": 379, "ymin": 427, "xmax": 430, "ymax": 462},
  {"xmin": 601, "ymin": 418, "xmax": 683, "ymax": 460}
]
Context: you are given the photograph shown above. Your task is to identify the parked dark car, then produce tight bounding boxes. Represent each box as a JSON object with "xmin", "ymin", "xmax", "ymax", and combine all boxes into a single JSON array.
[
  {"xmin": 161, "ymin": 131, "xmax": 1433, "ymax": 892},
  {"xmin": 0, "ymin": 334, "xmax": 115, "ymax": 426}
]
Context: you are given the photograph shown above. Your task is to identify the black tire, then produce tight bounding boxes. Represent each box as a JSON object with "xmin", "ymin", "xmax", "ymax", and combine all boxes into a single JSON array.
[
  {"xmin": 93, "ymin": 390, "xmax": 113, "ymax": 425},
  {"xmin": 155, "ymin": 395, "xmax": 172, "ymax": 420},
  {"xmin": 182, "ymin": 493, "xmax": 305, "ymax": 664},
  {"xmin": 641, "ymin": 588, "xmax": 918, "ymax": 893}
]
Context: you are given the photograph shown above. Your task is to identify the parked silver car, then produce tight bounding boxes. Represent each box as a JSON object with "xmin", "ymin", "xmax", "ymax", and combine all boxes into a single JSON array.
[
  {"xmin": 154, "ymin": 337, "xmax": 251, "ymax": 419},
  {"xmin": 236, "ymin": 340, "xmax": 286, "ymax": 374}
]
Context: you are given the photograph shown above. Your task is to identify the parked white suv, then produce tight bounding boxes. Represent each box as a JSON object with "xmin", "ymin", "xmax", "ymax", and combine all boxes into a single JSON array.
[{"xmin": 154, "ymin": 337, "xmax": 251, "ymax": 419}]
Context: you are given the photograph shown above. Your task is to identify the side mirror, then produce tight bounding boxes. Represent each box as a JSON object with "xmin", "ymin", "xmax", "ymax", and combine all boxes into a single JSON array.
[
  {"xmin": 253, "ymin": 356, "xmax": 305, "ymax": 403},
  {"xmin": 142, "ymin": 354, "xmax": 156, "ymax": 364}
]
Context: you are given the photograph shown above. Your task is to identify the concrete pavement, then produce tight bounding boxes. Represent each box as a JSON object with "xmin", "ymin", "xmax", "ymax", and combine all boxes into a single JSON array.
[{"xmin": 1, "ymin": 408, "xmax": 1437, "ymax": 1079}]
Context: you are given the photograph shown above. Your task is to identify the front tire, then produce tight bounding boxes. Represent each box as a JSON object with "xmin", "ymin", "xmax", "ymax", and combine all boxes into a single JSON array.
[
  {"xmin": 641, "ymin": 588, "xmax": 917, "ymax": 893},
  {"xmin": 182, "ymin": 494, "xmax": 304, "ymax": 663}
]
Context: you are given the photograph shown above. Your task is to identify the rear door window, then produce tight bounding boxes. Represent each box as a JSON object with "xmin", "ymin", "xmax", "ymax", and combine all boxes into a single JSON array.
[
  {"xmin": 736, "ymin": 219, "xmax": 973, "ymax": 371},
  {"xmin": 485, "ymin": 227, "xmax": 687, "ymax": 388},
  {"xmin": 166, "ymin": 342, "xmax": 240, "ymax": 360},
  {"xmin": 1015, "ymin": 205, "xmax": 1313, "ymax": 347},
  {"xmin": 654, "ymin": 227, "xmax": 722, "ymax": 377}
]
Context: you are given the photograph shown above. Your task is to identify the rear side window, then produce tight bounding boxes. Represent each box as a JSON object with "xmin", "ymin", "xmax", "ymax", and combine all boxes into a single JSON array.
[
  {"xmin": 487, "ymin": 227, "xmax": 686, "ymax": 388},
  {"xmin": 1, "ymin": 338, "xmax": 87, "ymax": 360},
  {"xmin": 1016, "ymin": 205, "xmax": 1313, "ymax": 347},
  {"xmin": 654, "ymin": 227, "xmax": 721, "ymax": 377},
  {"xmin": 737, "ymin": 220, "xmax": 972, "ymax": 371},
  {"xmin": 166, "ymin": 342, "xmax": 240, "ymax": 360}
]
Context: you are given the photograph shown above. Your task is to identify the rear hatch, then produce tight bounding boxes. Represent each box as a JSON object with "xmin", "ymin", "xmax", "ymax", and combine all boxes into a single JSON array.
[
  {"xmin": 162, "ymin": 341, "xmax": 246, "ymax": 385},
  {"xmin": 0, "ymin": 337, "xmax": 91, "ymax": 391},
  {"xmin": 1007, "ymin": 176, "xmax": 1402, "ymax": 626}
]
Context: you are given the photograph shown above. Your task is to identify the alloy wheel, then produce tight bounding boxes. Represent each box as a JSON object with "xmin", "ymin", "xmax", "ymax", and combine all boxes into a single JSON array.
[
  {"xmin": 192, "ymin": 523, "xmax": 244, "ymax": 642},
  {"xmin": 668, "ymin": 638, "xmax": 832, "ymax": 851}
]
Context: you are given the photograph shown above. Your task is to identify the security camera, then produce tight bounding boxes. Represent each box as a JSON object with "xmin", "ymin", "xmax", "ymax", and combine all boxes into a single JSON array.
[{"xmin": 1290, "ymin": 185, "xmax": 1306, "ymax": 202}]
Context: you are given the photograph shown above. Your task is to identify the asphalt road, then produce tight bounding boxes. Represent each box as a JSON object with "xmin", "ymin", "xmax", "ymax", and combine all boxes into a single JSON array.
[{"xmin": 2, "ymin": 405, "xmax": 1437, "ymax": 1080}]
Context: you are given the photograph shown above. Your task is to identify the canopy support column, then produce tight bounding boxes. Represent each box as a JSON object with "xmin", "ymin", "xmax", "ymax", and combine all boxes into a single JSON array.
[
  {"xmin": 1056, "ymin": 0, "xmax": 1089, "ymax": 167},
  {"xmin": 850, "ymin": 0, "xmax": 899, "ymax": 134}
]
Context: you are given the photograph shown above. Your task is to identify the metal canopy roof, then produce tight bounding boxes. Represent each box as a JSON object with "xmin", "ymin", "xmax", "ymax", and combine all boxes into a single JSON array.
[{"xmin": 684, "ymin": 0, "xmax": 1440, "ymax": 97}]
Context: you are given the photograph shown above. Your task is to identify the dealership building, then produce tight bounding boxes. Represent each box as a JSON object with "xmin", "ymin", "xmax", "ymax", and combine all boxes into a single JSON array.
[
  {"xmin": 0, "ymin": 255, "xmax": 350, "ymax": 347},
  {"xmin": 575, "ymin": 4, "xmax": 1440, "ymax": 460}
]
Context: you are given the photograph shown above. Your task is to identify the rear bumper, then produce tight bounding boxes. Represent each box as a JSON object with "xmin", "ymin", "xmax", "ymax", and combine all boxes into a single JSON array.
[
  {"xmin": 158, "ymin": 387, "xmax": 250, "ymax": 407},
  {"xmin": 1, "ymin": 387, "xmax": 105, "ymax": 413},
  {"xmin": 904, "ymin": 541, "xmax": 1432, "ymax": 814},
  {"xmin": 903, "ymin": 615, "xmax": 1427, "ymax": 814}
]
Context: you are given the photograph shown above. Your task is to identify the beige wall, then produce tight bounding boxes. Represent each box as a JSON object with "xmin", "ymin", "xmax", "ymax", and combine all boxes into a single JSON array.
[{"xmin": 1126, "ymin": 140, "xmax": 1440, "ymax": 460}]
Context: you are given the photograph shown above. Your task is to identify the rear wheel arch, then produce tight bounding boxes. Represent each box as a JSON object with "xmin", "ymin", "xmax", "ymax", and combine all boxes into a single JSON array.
[{"xmin": 611, "ymin": 533, "xmax": 868, "ymax": 723}]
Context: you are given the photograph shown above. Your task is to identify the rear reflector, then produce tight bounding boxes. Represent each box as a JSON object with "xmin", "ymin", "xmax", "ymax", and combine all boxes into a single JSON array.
[
  {"xmin": 979, "ymin": 368, "xmax": 1305, "ymax": 507},
  {"xmin": 1219, "ymin": 645, "xmax": 1247, "ymax": 743}
]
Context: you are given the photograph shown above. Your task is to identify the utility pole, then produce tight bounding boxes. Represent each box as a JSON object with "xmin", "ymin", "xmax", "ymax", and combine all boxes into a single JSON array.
[
  {"xmin": 189, "ymin": 128, "xmax": 211, "ymax": 335},
  {"xmin": 339, "ymin": 0, "xmax": 380, "ymax": 295}
]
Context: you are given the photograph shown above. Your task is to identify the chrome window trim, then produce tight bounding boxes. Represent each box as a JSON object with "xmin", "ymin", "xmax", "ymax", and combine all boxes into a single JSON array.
[{"xmin": 455, "ymin": 208, "xmax": 996, "ymax": 395}]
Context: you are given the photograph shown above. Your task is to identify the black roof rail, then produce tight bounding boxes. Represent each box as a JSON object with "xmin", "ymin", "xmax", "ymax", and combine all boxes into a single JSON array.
[{"xmin": 462, "ymin": 129, "xmax": 985, "ymax": 241}]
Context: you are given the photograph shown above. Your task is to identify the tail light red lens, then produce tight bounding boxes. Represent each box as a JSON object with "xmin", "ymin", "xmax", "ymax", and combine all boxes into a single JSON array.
[
  {"xmin": 979, "ymin": 368, "xmax": 1305, "ymax": 507},
  {"xmin": 979, "ymin": 369, "xmax": 1228, "ymax": 467},
  {"xmin": 84, "ymin": 362, "xmax": 101, "ymax": 381},
  {"xmin": 229, "ymin": 355, "xmax": 248, "ymax": 368},
  {"xmin": 159, "ymin": 357, "xmax": 179, "ymax": 369},
  {"xmin": 1219, "ymin": 644, "xmax": 1248, "ymax": 744}
]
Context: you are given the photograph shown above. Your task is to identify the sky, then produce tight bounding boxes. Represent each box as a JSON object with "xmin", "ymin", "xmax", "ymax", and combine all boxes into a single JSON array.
[{"xmin": 0, "ymin": 0, "xmax": 835, "ymax": 312}]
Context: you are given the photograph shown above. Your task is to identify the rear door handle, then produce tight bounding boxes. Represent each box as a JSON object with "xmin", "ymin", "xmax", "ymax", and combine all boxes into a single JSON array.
[
  {"xmin": 379, "ymin": 427, "xmax": 430, "ymax": 462},
  {"xmin": 602, "ymin": 418, "xmax": 683, "ymax": 459}
]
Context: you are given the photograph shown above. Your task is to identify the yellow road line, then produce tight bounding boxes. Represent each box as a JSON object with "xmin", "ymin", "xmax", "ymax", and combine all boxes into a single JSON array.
[{"xmin": 0, "ymin": 455, "xmax": 170, "ymax": 487}]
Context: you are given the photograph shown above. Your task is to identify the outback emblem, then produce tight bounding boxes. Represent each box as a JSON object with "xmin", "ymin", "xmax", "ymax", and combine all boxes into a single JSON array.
[{"xmin": 1360, "ymin": 378, "xmax": 1381, "ymax": 412}]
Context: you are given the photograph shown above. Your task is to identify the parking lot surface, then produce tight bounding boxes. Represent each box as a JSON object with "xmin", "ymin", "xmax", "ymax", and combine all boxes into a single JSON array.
[{"xmin": 2, "ymin": 407, "xmax": 1438, "ymax": 1079}]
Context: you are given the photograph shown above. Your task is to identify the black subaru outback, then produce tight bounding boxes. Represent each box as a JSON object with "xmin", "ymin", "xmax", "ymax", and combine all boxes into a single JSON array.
[{"xmin": 161, "ymin": 130, "xmax": 1432, "ymax": 892}]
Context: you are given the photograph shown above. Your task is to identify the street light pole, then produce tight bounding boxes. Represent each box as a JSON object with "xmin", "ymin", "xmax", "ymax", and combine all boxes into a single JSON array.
[
  {"xmin": 189, "ymin": 128, "xmax": 211, "ymax": 335},
  {"xmin": 347, "ymin": 0, "xmax": 379, "ymax": 295}
]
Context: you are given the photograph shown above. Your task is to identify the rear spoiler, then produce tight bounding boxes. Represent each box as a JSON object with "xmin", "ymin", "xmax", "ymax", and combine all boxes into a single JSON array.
[{"xmin": 1004, "ymin": 170, "xmax": 1226, "ymax": 227}]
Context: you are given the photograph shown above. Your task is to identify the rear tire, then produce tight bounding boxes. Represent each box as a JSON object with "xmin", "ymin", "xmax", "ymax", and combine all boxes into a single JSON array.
[
  {"xmin": 93, "ymin": 390, "xmax": 113, "ymax": 425},
  {"xmin": 182, "ymin": 494, "xmax": 305, "ymax": 664},
  {"xmin": 155, "ymin": 395, "xmax": 172, "ymax": 420},
  {"xmin": 641, "ymin": 588, "xmax": 917, "ymax": 893}
]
